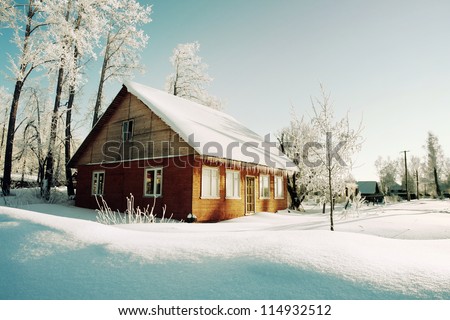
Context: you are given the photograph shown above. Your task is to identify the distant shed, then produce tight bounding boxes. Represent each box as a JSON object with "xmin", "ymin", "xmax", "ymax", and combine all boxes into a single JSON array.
[{"xmin": 356, "ymin": 181, "xmax": 384, "ymax": 204}]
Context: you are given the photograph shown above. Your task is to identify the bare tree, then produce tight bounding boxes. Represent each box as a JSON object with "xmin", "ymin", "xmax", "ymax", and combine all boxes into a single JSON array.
[{"xmin": 165, "ymin": 42, "xmax": 221, "ymax": 109}]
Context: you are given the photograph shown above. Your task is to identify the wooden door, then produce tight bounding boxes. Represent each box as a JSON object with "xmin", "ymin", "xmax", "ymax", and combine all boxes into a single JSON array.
[{"xmin": 246, "ymin": 176, "xmax": 255, "ymax": 214}]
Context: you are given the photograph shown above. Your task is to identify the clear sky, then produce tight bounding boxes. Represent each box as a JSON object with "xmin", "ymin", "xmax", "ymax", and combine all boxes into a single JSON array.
[{"xmin": 1, "ymin": 0, "xmax": 450, "ymax": 180}]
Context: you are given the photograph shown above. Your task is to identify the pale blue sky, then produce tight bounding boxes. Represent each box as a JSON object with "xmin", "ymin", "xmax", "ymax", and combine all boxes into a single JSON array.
[{"xmin": 1, "ymin": 0, "xmax": 450, "ymax": 180}]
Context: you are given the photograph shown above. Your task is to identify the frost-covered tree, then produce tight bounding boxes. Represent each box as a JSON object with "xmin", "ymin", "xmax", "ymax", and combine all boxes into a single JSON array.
[
  {"xmin": 278, "ymin": 111, "xmax": 320, "ymax": 211},
  {"xmin": 278, "ymin": 86, "xmax": 362, "ymax": 230},
  {"xmin": 165, "ymin": 42, "xmax": 221, "ymax": 109},
  {"xmin": 2, "ymin": 1, "xmax": 50, "ymax": 195},
  {"xmin": 307, "ymin": 86, "xmax": 363, "ymax": 230},
  {"xmin": 20, "ymin": 87, "xmax": 47, "ymax": 185},
  {"xmin": 424, "ymin": 132, "xmax": 445, "ymax": 198},
  {"xmin": 12, "ymin": 87, "xmax": 48, "ymax": 186},
  {"xmin": 442, "ymin": 158, "xmax": 450, "ymax": 193},
  {"xmin": 279, "ymin": 86, "xmax": 363, "ymax": 229},
  {"xmin": 91, "ymin": 0, "xmax": 151, "ymax": 127},
  {"xmin": 0, "ymin": 0, "xmax": 14, "ymax": 27},
  {"xmin": 375, "ymin": 156, "xmax": 399, "ymax": 194},
  {"xmin": 42, "ymin": 0, "xmax": 107, "ymax": 199}
]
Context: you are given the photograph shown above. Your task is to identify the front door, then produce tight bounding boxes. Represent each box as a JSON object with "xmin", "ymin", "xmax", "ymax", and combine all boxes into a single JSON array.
[{"xmin": 246, "ymin": 176, "xmax": 255, "ymax": 214}]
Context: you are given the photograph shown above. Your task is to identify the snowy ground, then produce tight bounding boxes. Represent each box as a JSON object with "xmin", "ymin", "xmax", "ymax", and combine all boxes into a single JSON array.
[{"xmin": 1, "ymin": 190, "xmax": 450, "ymax": 299}]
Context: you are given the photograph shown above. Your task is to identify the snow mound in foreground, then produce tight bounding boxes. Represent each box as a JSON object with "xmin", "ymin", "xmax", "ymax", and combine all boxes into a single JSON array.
[{"xmin": 1, "ymin": 200, "xmax": 450, "ymax": 298}]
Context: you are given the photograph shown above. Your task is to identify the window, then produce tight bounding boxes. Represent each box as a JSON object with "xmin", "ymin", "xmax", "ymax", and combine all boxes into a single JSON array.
[
  {"xmin": 226, "ymin": 170, "xmax": 240, "ymax": 199},
  {"xmin": 144, "ymin": 168, "xmax": 162, "ymax": 197},
  {"xmin": 202, "ymin": 166, "xmax": 219, "ymax": 198},
  {"xmin": 122, "ymin": 120, "xmax": 134, "ymax": 141},
  {"xmin": 92, "ymin": 171, "xmax": 105, "ymax": 195},
  {"xmin": 274, "ymin": 176, "xmax": 284, "ymax": 199},
  {"xmin": 259, "ymin": 174, "xmax": 270, "ymax": 199}
]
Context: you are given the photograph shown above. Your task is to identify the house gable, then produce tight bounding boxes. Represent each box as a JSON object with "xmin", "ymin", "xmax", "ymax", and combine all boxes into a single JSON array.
[{"xmin": 70, "ymin": 87, "xmax": 195, "ymax": 167}]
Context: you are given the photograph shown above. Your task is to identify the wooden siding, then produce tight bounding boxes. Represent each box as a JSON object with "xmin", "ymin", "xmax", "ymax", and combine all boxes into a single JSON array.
[
  {"xmin": 75, "ymin": 156, "xmax": 195, "ymax": 221},
  {"xmin": 73, "ymin": 92, "xmax": 194, "ymax": 166},
  {"xmin": 191, "ymin": 157, "xmax": 288, "ymax": 222}
]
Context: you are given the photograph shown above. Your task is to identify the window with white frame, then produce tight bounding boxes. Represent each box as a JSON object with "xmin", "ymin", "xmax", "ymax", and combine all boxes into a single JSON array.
[
  {"xmin": 201, "ymin": 166, "xmax": 219, "ymax": 198},
  {"xmin": 274, "ymin": 176, "xmax": 284, "ymax": 199},
  {"xmin": 259, "ymin": 174, "xmax": 270, "ymax": 199},
  {"xmin": 92, "ymin": 171, "xmax": 105, "ymax": 195},
  {"xmin": 226, "ymin": 170, "xmax": 240, "ymax": 198},
  {"xmin": 144, "ymin": 168, "xmax": 162, "ymax": 197},
  {"xmin": 122, "ymin": 120, "xmax": 134, "ymax": 141}
]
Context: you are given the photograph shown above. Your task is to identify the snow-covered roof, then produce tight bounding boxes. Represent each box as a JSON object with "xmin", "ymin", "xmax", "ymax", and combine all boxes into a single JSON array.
[
  {"xmin": 357, "ymin": 181, "xmax": 382, "ymax": 195},
  {"xmin": 124, "ymin": 81, "xmax": 296, "ymax": 170}
]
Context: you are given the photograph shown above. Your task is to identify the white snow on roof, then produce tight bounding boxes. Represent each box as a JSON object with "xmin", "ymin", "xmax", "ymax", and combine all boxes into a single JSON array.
[{"xmin": 124, "ymin": 81, "xmax": 296, "ymax": 170}]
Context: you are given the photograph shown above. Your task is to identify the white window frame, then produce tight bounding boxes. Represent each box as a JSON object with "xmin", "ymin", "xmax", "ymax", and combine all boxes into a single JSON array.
[
  {"xmin": 91, "ymin": 171, "xmax": 105, "ymax": 196},
  {"xmin": 226, "ymin": 170, "xmax": 241, "ymax": 199},
  {"xmin": 201, "ymin": 166, "xmax": 220, "ymax": 199},
  {"xmin": 144, "ymin": 167, "xmax": 163, "ymax": 197},
  {"xmin": 274, "ymin": 175, "xmax": 284, "ymax": 199},
  {"xmin": 122, "ymin": 119, "xmax": 134, "ymax": 142},
  {"xmin": 259, "ymin": 174, "xmax": 270, "ymax": 199}
]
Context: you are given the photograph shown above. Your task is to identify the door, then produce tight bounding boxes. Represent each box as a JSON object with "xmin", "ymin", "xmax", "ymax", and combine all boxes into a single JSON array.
[{"xmin": 246, "ymin": 176, "xmax": 255, "ymax": 214}]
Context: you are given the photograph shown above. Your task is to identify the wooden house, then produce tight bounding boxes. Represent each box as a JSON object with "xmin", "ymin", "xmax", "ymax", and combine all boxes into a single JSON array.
[{"xmin": 69, "ymin": 81, "xmax": 296, "ymax": 222}]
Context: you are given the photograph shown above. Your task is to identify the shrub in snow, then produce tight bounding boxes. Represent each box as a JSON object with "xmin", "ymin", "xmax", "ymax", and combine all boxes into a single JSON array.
[
  {"xmin": 341, "ymin": 193, "xmax": 366, "ymax": 219},
  {"xmin": 1, "ymin": 187, "xmax": 70, "ymax": 207},
  {"xmin": 95, "ymin": 194, "xmax": 178, "ymax": 225}
]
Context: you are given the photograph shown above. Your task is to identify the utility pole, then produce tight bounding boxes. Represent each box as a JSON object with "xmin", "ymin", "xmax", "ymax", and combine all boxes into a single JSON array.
[{"xmin": 401, "ymin": 150, "xmax": 410, "ymax": 201}]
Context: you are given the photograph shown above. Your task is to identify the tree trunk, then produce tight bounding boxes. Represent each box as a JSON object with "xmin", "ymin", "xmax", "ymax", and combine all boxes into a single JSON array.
[
  {"xmin": 65, "ymin": 85, "xmax": 75, "ymax": 197},
  {"xmin": 20, "ymin": 151, "xmax": 27, "ymax": 187},
  {"xmin": 0, "ymin": 107, "xmax": 8, "ymax": 162},
  {"xmin": 92, "ymin": 32, "xmax": 110, "ymax": 128},
  {"xmin": 92, "ymin": 56, "xmax": 107, "ymax": 127},
  {"xmin": 2, "ymin": 81, "xmax": 24, "ymax": 195},
  {"xmin": 434, "ymin": 167, "xmax": 441, "ymax": 198},
  {"xmin": 328, "ymin": 168, "xmax": 334, "ymax": 231},
  {"xmin": 287, "ymin": 173, "xmax": 301, "ymax": 210},
  {"xmin": 65, "ymin": 41, "xmax": 80, "ymax": 198},
  {"xmin": 416, "ymin": 170, "xmax": 419, "ymax": 200},
  {"xmin": 43, "ymin": 66, "xmax": 64, "ymax": 200}
]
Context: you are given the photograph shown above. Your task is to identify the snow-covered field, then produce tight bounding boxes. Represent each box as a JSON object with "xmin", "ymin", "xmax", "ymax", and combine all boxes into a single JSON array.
[{"xmin": 1, "ymin": 190, "xmax": 450, "ymax": 300}]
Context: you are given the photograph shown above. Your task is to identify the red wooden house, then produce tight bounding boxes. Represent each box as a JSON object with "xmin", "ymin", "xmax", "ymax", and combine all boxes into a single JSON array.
[{"xmin": 69, "ymin": 81, "xmax": 296, "ymax": 222}]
